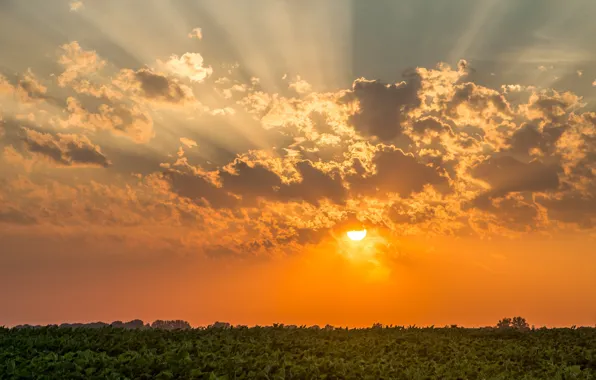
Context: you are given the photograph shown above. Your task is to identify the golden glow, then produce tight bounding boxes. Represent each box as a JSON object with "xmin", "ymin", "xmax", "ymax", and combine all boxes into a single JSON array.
[{"xmin": 347, "ymin": 229, "xmax": 367, "ymax": 241}]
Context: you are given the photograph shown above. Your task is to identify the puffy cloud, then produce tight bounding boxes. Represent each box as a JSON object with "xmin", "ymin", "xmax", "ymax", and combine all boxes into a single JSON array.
[
  {"xmin": 158, "ymin": 53, "xmax": 213, "ymax": 83},
  {"xmin": 132, "ymin": 68, "xmax": 195, "ymax": 103},
  {"xmin": 289, "ymin": 76, "xmax": 313, "ymax": 94},
  {"xmin": 342, "ymin": 72, "xmax": 421, "ymax": 141},
  {"xmin": 21, "ymin": 128, "xmax": 111, "ymax": 168},
  {"xmin": 4, "ymin": 43, "xmax": 596, "ymax": 256},
  {"xmin": 57, "ymin": 42, "xmax": 106, "ymax": 87}
]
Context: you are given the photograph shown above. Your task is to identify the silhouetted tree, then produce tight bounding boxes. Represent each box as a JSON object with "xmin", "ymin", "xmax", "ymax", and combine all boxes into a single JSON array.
[
  {"xmin": 497, "ymin": 317, "xmax": 530, "ymax": 330},
  {"xmin": 511, "ymin": 316, "xmax": 529, "ymax": 330},
  {"xmin": 209, "ymin": 322, "xmax": 231, "ymax": 329},
  {"xmin": 497, "ymin": 318, "xmax": 512, "ymax": 329},
  {"xmin": 151, "ymin": 320, "xmax": 191, "ymax": 330}
]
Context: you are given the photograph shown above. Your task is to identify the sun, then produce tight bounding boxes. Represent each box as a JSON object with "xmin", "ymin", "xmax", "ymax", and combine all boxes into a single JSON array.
[{"xmin": 347, "ymin": 229, "xmax": 367, "ymax": 241}]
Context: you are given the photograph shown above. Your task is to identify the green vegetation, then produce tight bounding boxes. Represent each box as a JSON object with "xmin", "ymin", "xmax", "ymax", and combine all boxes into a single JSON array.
[{"xmin": 1, "ymin": 321, "xmax": 595, "ymax": 379}]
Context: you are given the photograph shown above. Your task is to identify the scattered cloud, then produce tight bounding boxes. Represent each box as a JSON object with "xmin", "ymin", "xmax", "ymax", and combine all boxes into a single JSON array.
[{"xmin": 188, "ymin": 28, "xmax": 203, "ymax": 40}]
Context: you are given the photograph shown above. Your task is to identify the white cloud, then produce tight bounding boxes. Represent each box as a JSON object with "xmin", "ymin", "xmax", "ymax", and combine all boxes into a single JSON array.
[
  {"xmin": 289, "ymin": 76, "xmax": 312, "ymax": 94},
  {"xmin": 159, "ymin": 53, "xmax": 213, "ymax": 83}
]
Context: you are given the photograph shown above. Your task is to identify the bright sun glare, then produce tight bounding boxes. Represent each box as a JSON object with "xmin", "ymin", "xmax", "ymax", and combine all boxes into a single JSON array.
[{"xmin": 347, "ymin": 230, "xmax": 367, "ymax": 241}]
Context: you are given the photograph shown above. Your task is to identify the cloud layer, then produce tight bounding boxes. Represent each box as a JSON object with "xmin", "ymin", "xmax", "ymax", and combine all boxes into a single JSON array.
[{"xmin": 2, "ymin": 37, "xmax": 596, "ymax": 258}]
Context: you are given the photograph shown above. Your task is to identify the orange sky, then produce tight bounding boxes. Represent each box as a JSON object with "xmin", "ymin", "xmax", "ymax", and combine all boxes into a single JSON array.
[
  {"xmin": 1, "ymin": 0, "xmax": 596, "ymax": 328},
  {"xmin": 2, "ymin": 232, "xmax": 595, "ymax": 328}
]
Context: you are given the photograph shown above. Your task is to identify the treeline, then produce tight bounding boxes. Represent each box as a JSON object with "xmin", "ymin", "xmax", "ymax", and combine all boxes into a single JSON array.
[
  {"xmin": 9, "ymin": 316, "xmax": 583, "ymax": 331},
  {"xmin": 12, "ymin": 319, "xmax": 192, "ymax": 331}
]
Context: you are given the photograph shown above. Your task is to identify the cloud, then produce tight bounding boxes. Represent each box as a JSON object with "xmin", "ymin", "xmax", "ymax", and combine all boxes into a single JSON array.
[
  {"xmin": 132, "ymin": 68, "xmax": 195, "ymax": 103},
  {"xmin": 507, "ymin": 123, "xmax": 565, "ymax": 156},
  {"xmin": 59, "ymin": 97, "xmax": 154, "ymax": 144},
  {"xmin": 166, "ymin": 156, "xmax": 347, "ymax": 209},
  {"xmin": 21, "ymin": 128, "xmax": 111, "ymax": 168},
  {"xmin": 57, "ymin": 42, "xmax": 106, "ymax": 87},
  {"xmin": 188, "ymin": 28, "xmax": 203, "ymax": 40},
  {"xmin": 471, "ymin": 156, "xmax": 560, "ymax": 197},
  {"xmin": 69, "ymin": 1, "xmax": 84, "ymax": 12},
  {"xmin": 18, "ymin": 69, "xmax": 48, "ymax": 101},
  {"xmin": 180, "ymin": 137, "xmax": 197, "ymax": 149},
  {"xmin": 0, "ymin": 207, "xmax": 37, "ymax": 225},
  {"xmin": 158, "ymin": 53, "xmax": 213, "ymax": 83},
  {"xmin": 348, "ymin": 146, "xmax": 448, "ymax": 198},
  {"xmin": 342, "ymin": 72, "xmax": 421, "ymax": 141},
  {"xmin": 289, "ymin": 76, "xmax": 312, "ymax": 94},
  {"xmin": 0, "ymin": 71, "xmax": 48, "ymax": 104},
  {"xmin": 5, "ymin": 39, "xmax": 596, "ymax": 256},
  {"xmin": 411, "ymin": 116, "xmax": 453, "ymax": 136}
]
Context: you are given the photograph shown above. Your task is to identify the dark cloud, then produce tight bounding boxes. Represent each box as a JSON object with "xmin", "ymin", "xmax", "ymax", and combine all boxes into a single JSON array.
[
  {"xmin": 219, "ymin": 160, "xmax": 282, "ymax": 205},
  {"xmin": 221, "ymin": 159, "xmax": 347, "ymax": 206},
  {"xmin": 22, "ymin": 129, "xmax": 111, "ymax": 167},
  {"xmin": 470, "ymin": 194, "xmax": 540, "ymax": 228},
  {"xmin": 389, "ymin": 203, "xmax": 441, "ymax": 225},
  {"xmin": 348, "ymin": 146, "xmax": 448, "ymax": 197},
  {"xmin": 342, "ymin": 71, "xmax": 421, "ymax": 141},
  {"xmin": 134, "ymin": 68, "xmax": 193, "ymax": 103},
  {"xmin": 471, "ymin": 156, "xmax": 560, "ymax": 197},
  {"xmin": 167, "ymin": 158, "xmax": 347, "ymax": 209},
  {"xmin": 536, "ymin": 193, "xmax": 596, "ymax": 228},
  {"xmin": 445, "ymin": 82, "xmax": 511, "ymax": 120},
  {"xmin": 529, "ymin": 91, "xmax": 579, "ymax": 122},
  {"xmin": 18, "ymin": 77, "xmax": 47, "ymax": 101},
  {"xmin": 412, "ymin": 116, "xmax": 454, "ymax": 136},
  {"xmin": 508, "ymin": 123, "xmax": 565, "ymax": 155},
  {"xmin": 0, "ymin": 207, "xmax": 37, "ymax": 225},
  {"xmin": 165, "ymin": 170, "xmax": 237, "ymax": 209},
  {"xmin": 278, "ymin": 161, "xmax": 347, "ymax": 205}
]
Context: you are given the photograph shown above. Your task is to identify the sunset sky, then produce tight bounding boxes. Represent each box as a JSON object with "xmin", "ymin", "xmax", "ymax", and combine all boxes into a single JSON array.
[{"xmin": 1, "ymin": 0, "xmax": 596, "ymax": 328}]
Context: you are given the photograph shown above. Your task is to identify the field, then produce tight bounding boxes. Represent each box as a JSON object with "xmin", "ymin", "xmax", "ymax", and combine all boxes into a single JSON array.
[{"xmin": 1, "ymin": 326, "xmax": 595, "ymax": 379}]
